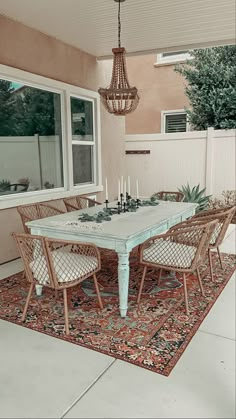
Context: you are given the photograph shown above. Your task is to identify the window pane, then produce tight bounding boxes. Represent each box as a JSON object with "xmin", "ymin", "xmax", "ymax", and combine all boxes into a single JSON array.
[
  {"xmin": 73, "ymin": 145, "xmax": 93, "ymax": 185},
  {"xmin": 71, "ymin": 97, "xmax": 93, "ymax": 142},
  {"xmin": 165, "ymin": 114, "xmax": 187, "ymax": 133},
  {"xmin": 0, "ymin": 79, "xmax": 64, "ymax": 195}
]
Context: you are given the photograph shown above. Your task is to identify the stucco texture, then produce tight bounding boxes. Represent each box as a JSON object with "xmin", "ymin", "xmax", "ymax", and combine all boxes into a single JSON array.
[{"xmin": 125, "ymin": 54, "xmax": 189, "ymax": 134}]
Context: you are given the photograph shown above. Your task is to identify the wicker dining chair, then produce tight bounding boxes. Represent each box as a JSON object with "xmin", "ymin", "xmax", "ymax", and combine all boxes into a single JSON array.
[
  {"xmin": 13, "ymin": 233, "xmax": 103, "ymax": 335},
  {"xmin": 137, "ymin": 219, "xmax": 218, "ymax": 315},
  {"xmin": 189, "ymin": 205, "xmax": 236, "ymax": 281},
  {"xmin": 154, "ymin": 191, "xmax": 185, "ymax": 202},
  {"xmin": 63, "ymin": 195, "xmax": 101, "ymax": 212},
  {"xmin": 17, "ymin": 203, "xmax": 64, "ymax": 233}
]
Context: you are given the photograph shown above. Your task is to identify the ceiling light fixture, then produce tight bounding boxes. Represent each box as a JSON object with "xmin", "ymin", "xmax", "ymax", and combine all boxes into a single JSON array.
[{"xmin": 98, "ymin": 0, "xmax": 139, "ymax": 116}]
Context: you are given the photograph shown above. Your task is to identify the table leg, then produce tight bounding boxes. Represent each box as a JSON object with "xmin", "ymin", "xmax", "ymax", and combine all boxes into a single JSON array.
[{"xmin": 118, "ymin": 252, "xmax": 130, "ymax": 317}]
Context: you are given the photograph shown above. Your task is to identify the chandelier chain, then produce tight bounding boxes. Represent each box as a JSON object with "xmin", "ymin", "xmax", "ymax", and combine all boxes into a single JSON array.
[{"xmin": 118, "ymin": 0, "xmax": 121, "ymax": 48}]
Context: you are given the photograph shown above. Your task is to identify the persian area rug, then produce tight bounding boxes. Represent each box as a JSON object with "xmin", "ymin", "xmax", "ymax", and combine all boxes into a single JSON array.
[{"xmin": 0, "ymin": 249, "xmax": 235, "ymax": 376}]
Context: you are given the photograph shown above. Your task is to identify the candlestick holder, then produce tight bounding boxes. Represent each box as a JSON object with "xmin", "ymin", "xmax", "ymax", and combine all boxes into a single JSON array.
[
  {"xmin": 126, "ymin": 193, "xmax": 131, "ymax": 207},
  {"xmin": 104, "ymin": 194, "xmax": 141, "ymax": 215},
  {"xmin": 117, "ymin": 201, "xmax": 121, "ymax": 214},
  {"xmin": 104, "ymin": 199, "xmax": 109, "ymax": 210}
]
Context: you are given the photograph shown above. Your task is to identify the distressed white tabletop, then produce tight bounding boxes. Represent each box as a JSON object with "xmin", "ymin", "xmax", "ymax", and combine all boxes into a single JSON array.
[{"xmin": 27, "ymin": 201, "xmax": 198, "ymax": 317}]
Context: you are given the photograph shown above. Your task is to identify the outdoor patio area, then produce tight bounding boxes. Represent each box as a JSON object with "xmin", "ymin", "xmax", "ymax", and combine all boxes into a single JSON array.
[
  {"xmin": 0, "ymin": 224, "xmax": 235, "ymax": 418},
  {"xmin": 0, "ymin": 1, "xmax": 235, "ymax": 418}
]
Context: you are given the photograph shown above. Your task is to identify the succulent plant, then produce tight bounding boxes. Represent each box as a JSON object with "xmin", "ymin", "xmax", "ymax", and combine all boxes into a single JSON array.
[
  {"xmin": 0, "ymin": 179, "xmax": 11, "ymax": 191},
  {"xmin": 178, "ymin": 183, "xmax": 211, "ymax": 212}
]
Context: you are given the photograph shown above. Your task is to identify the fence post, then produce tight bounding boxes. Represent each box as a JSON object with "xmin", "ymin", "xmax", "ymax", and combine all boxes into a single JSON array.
[{"xmin": 205, "ymin": 127, "xmax": 214, "ymax": 195}]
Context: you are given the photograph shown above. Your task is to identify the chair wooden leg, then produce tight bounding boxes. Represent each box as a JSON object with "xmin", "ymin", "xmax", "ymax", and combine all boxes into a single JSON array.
[
  {"xmin": 208, "ymin": 249, "xmax": 214, "ymax": 281},
  {"xmin": 217, "ymin": 246, "xmax": 224, "ymax": 269},
  {"xmin": 63, "ymin": 288, "xmax": 69, "ymax": 336},
  {"xmin": 183, "ymin": 273, "xmax": 189, "ymax": 316},
  {"xmin": 93, "ymin": 274, "xmax": 103, "ymax": 310},
  {"xmin": 196, "ymin": 268, "xmax": 205, "ymax": 297},
  {"xmin": 21, "ymin": 283, "xmax": 34, "ymax": 321},
  {"xmin": 137, "ymin": 266, "xmax": 147, "ymax": 305},
  {"xmin": 157, "ymin": 268, "xmax": 162, "ymax": 287},
  {"xmin": 55, "ymin": 289, "xmax": 58, "ymax": 301}
]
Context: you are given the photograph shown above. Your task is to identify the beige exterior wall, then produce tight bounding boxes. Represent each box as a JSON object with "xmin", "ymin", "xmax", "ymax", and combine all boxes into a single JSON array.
[
  {"xmin": 0, "ymin": 15, "xmax": 98, "ymax": 91},
  {"xmin": 0, "ymin": 15, "xmax": 125, "ymax": 263},
  {"xmin": 125, "ymin": 54, "xmax": 189, "ymax": 134}
]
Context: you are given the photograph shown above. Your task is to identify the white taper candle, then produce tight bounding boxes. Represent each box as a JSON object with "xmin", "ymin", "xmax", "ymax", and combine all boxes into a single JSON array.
[
  {"xmin": 128, "ymin": 176, "xmax": 131, "ymax": 196},
  {"xmin": 136, "ymin": 180, "xmax": 139, "ymax": 199},
  {"xmin": 124, "ymin": 181, "xmax": 126, "ymax": 202},
  {"xmin": 105, "ymin": 178, "xmax": 108, "ymax": 200},
  {"xmin": 121, "ymin": 176, "xmax": 124, "ymax": 194},
  {"xmin": 118, "ymin": 179, "xmax": 121, "ymax": 200}
]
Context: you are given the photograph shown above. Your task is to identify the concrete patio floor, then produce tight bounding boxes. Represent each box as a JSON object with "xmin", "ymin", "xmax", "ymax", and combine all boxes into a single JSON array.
[{"xmin": 0, "ymin": 225, "xmax": 235, "ymax": 419}]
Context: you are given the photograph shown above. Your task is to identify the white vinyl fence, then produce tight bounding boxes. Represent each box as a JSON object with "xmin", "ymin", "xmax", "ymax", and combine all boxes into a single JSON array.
[
  {"xmin": 125, "ymin": 128, "xmax": 236, "ymax": 198},
  {"xmin": 0, "ymin": 135, "xmax": 63, "ymax": 190}
]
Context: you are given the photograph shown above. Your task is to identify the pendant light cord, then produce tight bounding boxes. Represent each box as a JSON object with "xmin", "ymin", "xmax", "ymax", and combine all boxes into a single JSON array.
[{"xmin": 118, "ymin": 0, "xmax": 121, "ymax": 48}]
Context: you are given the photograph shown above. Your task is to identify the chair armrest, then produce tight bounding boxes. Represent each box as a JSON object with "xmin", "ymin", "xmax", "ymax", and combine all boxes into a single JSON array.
[
  {"xmin": 192, "ymin": 207, "xmax": 228, "ymax": 219},
  {"xmin": 169, "ymin": 217, "xmax": 212, "ymax": 232}
]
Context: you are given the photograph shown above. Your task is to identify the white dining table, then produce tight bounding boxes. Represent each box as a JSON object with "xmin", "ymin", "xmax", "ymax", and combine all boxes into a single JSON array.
[{"xmin": 27, "ymin": 201, "xmax": 198, "ymax": 317}]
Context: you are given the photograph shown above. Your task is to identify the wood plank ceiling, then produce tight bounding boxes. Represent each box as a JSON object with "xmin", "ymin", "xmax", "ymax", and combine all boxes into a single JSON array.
[{"xmin": 0, "ymin": 0, "xmax": 235, "ymax": 58}]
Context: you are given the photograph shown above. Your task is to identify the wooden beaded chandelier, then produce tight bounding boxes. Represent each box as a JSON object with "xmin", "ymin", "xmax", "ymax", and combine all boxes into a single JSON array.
[{"xmin": 98, "ymin": 0, "xmax": 139, "ymax": 116}]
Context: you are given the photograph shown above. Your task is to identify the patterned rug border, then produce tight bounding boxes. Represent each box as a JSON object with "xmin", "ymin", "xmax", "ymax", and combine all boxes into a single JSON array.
[{"xmin": 0, "ymin": 252, "xmax": 235, "ymax": 377}]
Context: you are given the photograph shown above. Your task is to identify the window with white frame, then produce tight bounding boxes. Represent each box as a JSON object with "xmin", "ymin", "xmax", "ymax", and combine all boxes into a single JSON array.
[
  {"xmin": 161, "ymin": 110, "xmax": 188, "ymax": 133},
  {"xmin": 155, "ymin": 51, "xmax": 191, "ymax": 66},
  {"xmin": 0, "ymin": 79, "xmax": 64, "ymax": 195},
  {"xmin": 0, "ymin": 65, "xmax": 101, "ymax": 209},
  {"xmin": 70, "ymin": 97, "xmax": 95, "ymax": 185}
]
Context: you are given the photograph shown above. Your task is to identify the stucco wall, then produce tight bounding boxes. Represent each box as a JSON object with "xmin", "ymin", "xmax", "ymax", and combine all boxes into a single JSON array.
[
  {"xmin": 125, "ymin": 54, "xmax": 188, "ymax": 134},
  {"xmin": 0, "ymin": 15, "xmax": 98, "ymax": 91},
  {"xmin": 0, "ymin": 15, "xmax": 125, "ymax": 263}
]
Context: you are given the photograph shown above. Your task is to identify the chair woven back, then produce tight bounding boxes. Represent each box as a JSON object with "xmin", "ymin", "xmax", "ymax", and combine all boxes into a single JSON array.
[
  {"xmin": 17, "ymin": 203, "xmax": 64, "ymax": 233},
  {"xmin": 17, "ymin": 204, "xmax": 40, "ymax": 233},
  {"xmin": 63, "ymin": 195, "xmax": 101, "ymax": 212},
  {"xmin": 14, "ymin": 233, "xmax": 54, "ymax": 287},
  {"xmin": 192, "ymin": 205, "xmax": 236, "ymax": 247},
  {"xmin": 38, "ymin": 203, "xmax": 64, "ymax": 218},
  {"xmin": 155, "ymin": 191, "xmax": 185, "ymax": 202}
]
